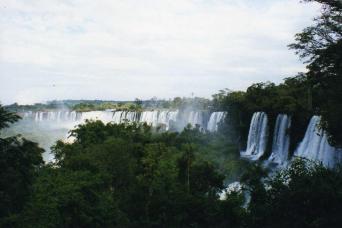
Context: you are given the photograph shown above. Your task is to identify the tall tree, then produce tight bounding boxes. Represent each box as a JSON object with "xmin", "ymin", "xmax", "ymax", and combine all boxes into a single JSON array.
[
  {"xmin": 289, "ymin": 0, "xmax": 342, "ymax": 146},
  {"xmin": 0, "ymin": 104, "xmax": 20, "ymax": 131},
  {"xmin": 0, "ymin": 104, "xmax": 44, "ymax": 226}
]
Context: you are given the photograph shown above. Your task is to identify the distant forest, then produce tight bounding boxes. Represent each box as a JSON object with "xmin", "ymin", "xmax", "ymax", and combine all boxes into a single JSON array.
[{"xmin": 5, "ymin": 97, "xmax": 211, "ymax": 112}]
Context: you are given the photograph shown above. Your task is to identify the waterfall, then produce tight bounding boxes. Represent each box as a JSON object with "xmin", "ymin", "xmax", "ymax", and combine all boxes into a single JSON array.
[
  {"xmin": 22, "ymin": 109, "xmax": 211, "ymax": 132},
  {"xmin": 164, "ymin": 110, "xmax": 179, "ymax": 130},
  {"xmin": 268, "ymin": 114, "xmax": 291, "ymax": 165},
  {"xmin": 294, "ymin": 116, "xmax": 342, "ymax": 168},
  {"xmin": 207, "ymin": 112, "xmax": 226, "ymax": 132},
  {"xmin": 139, "ymin": 110, "xmax": 178, "ymax": 130},
  {"xmin": 122, "ymin": 111, "xmax": 139, "ymax": 122},
  {"xmin": 80, "ymin": 111, "xmax": 114, "ymax": 124},
  {"xmin": 241, "ymin": 112, "xmax": 268, "ymax": 160},
  {"xmin": 157, "ymin": 111, "xmax": 168, "ymax": 127},
  {"xmin": 23, "ymin": 111, "xmax": 32, "ymax": 118},
  {"xmin": 187, "ymin": 111, "xmax": 202, "ymax": 127},
  {"xmin": 139, "ymin": 111, "xmax": 159, "ymax": 126},
  {"xmin": 153, "ymin": 110, "xmax": 178, "ymax": 130},
  {"xmin": 112, "ymin": 111, "xmax": 124, "ymax": 124},
  {"xmin": 29, "ymin": 111, "xmax": 80, "ymax": 122}
]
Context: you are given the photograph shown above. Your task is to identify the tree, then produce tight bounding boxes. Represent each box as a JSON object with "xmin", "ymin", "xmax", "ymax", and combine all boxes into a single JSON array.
[
  {"xmin": 0, "ymin": 104, "xmax": 44, "ymax": 226},
  {"xmin": 245, "ymin": 159, "xmax": 342, "ymax": 228},
  {"xmin": 289, "ymin": 0, "xmax": 342, "ymax": 146},
  {"xmin": 21, "ymin": 167, "xmax": 127, "ymax": 228},
  {"xmin": 0, "ymin": 104, "xmax": 20, "ymax": 131},
  {"xmin": 39, "ymin": 120, "xmax": 245, "ymax": 227}
]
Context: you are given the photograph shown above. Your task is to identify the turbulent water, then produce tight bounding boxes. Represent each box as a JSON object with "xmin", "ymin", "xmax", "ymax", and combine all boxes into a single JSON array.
[
  {"xmin": 3, "ymin": 110, "xmax": 226, "ymax": 161},
  {"xmin": 139, "ymin": 110, "xmax": 178, "ymax": 130},
  {"xmin": 241, "ymin": 112, "xmax": 341, "ymax": 168},
  {"xmin": 32, "ymin": 111, "xmax": 81, "ymax": 122},
  {"xmin": 294, "ymin": 116, "xmax": 342, "ymax": 168},
  {"xmin": 23, "ymin": 110, "xmax": 198, "ymax": 130},
  {"xmin": 207, "ymin": 112, "xmax": 226, "ymax": 132},
  {"xmin": 241, "ymin": 112, "xmax": 268, "ymax": 160},
  {"xmin": 268, "ymin": 114, "xmax": 291, "ymax": 165},
  {"xmin": 21, "ymin": 110, "xmax": 226, "ymax": 132}
]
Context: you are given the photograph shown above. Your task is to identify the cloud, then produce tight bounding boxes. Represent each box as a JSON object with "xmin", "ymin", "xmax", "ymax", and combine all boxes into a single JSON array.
[{"xmin": 0, "ymin": 0, "xmax": 320, "ymax": 104}]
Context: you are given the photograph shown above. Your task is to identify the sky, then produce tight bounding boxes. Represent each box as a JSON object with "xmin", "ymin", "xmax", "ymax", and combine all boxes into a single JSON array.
[{"xmin": 0, "ymin": 0, "xmax": 320, "ymax": 105}]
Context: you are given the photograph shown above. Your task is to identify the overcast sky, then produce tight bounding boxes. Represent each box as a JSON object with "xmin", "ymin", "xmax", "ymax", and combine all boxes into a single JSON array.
[{"xmin": 0, "ymin": 0, "xmax": 320, "ymax": 105}]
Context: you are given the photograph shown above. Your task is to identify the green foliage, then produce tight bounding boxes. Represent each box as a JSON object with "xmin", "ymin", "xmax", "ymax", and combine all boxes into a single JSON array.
[
  {"xmin": 0, "ymin": 106, "xmax": 44, "ymax": 227},
  {"xmin": 22, "ymin": 168, "xmax": 126, "ymax": 228},
  {"xmin": 212, "ymin": 76, "xmax": 313, "ymax": 156},
  {"xmin": 245, "ymin": 159, "xmax": 342, "ymax": 228},
  {"xmin": 169, "ymin": 97, "xmax": 211, "ymax": 110},
  {"xmin": 2, "ymin": 115, "xmax": 342, "ymax": 227},
  {"xmin": 72, "ymin": 103, "xmax": 96, "ymax": 112},
  {"xmin": 0, "ymin": 104, "xmax": 20, "ymax": 131},
  {"xmin": 289, "ymin": 0, "xmax": 342, "ymax": 146},
  {"xmin": 72, "ymin": 102, "xmax": 142, "ymax": 112},
  {"xmin": 14, "ymin": 121, "xmax": 246, "ymax": 227}
]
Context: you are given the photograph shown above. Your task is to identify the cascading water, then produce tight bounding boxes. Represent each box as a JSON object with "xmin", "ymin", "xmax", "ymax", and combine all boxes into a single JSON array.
[
  {"xmin": 207, "ymin": 112, "xmax": 226, "ymax": 132},
  {"xmin": 180, "ymin": 110, "xmax": 210, "ymax": 131},
  {"xmin": 241, "ymin": 112, "xmax": 268, "ymax": 160},
  {"xmin": 162, "ymin": 110, "xmax": 179, "ymax": 130},
  {"xmin": 80, "ymin": 111, "xmax": 114, "ymax": 124},
  {"xmin": 122, "ymin": 111, "xmax": 139, "ymax": 123},
  {"xmin": 139, "ymin": 111, "xmax": 160, "ymax": 126},
  {"xmin": 294, "ymin": 116, "xmax": 342, "ymax": 168},
  {"xmin": 268, "ymin": 114, "xmax": 291, "ymax": 165},
  {"xmin": 22, "ymin": 109, "xmax": 213, "ymax": 131},
  {"xmin": 112, "ymin": 111, "xmax": 124, "ymax": 124},
  {"xmin": 139, "ymin": 110, "xmax": 178, "ymax": 130},
  {"xmin": 30, "ymin": 111, "xmax": 80, "ymax": 122},
  {"xmin": 187, "ymin": 111, "xmax": 203, "ymax": 127}
]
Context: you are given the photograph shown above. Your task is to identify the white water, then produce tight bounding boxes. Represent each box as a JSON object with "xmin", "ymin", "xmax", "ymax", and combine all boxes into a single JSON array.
[
  {"xmin": 10, "ymin": 109, "xmax": 225, "ymax": 162},
  {"xmin": 139, "ymin": 110, "xmax": 179, "ymax": 130},
  {"xmin": 219, "ymin": 181, "xmax": 242, "ymax": 200},
  {"xmin": 24, "ymin": 110, "xmax": 179, "ymax": 128},
  {"xmin": 207, "ymin": 112, "xmax": 226, "ymax": 132},
  {"xmin": 22, "ymin": 110, "xmax": 219, "ymax": 131},
  {"xmin": 268, "ymin": 114, "xmax": 291, "ymax": 165},
  {"xmin": 294, "ymin": 116, "xmax": 342, "ymax": 168},
  {"xmin": 186, "ymin": 111, "xmax": 206, "ymax": 129},
  {"xmin": 81, "ymin": 111, "xmax": 115, "ymax": 124},
  {"xmin": 241, "ymin": 112, "xmax": 268, "ymax": 160},
  {"xmin": 32, "ymin": 110, "xmax": 80, "ymax": 122},
  {"xmin": 20, "ymin": 109, "xmax": 214, "ymax": 132},
  {"xmin": 239, "ymin": 113, "xmax": 342, "ymax": 168}
]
